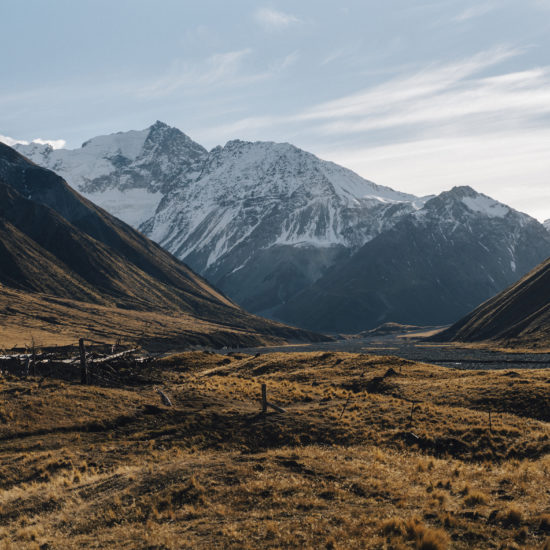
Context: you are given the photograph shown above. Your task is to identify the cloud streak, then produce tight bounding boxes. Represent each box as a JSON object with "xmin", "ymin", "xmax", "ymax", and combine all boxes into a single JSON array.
[
  {"xmin": 196, "ymin": 45, "xmax": 550, "ymax": 220},
  {"xmin": 453, "ymin": 3, "xmax": 497, "ymax": 22},
  {"xmin": 254, "ymin": 8, "xmax": 301, "ymax": 30},
  {"xmin": 296, "ymin": 46, "xmax": 521, "ymax": 123},
  {"xmin": 0, "ymin": 134, "xmax": 66, "ymax": 149},
  {"xmin": 137, "ymin": 49, "xmax": 263, "ymax": 98},
  {"xmin": 200, "ymin": 46, "xmax": 528, "ymax": 138}
]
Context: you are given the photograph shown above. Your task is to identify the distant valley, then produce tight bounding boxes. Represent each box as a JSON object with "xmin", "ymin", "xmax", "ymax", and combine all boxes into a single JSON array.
[{"xmin": 16, "ymin": 122, "xmax": 550, "ymax": 333}]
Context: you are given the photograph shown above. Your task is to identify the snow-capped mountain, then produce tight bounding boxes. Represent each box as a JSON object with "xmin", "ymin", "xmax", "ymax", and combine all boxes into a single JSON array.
[
  {"xmin": 16, "ymin": 122, "xmax": 550, "ymax": 330},
  {"xmin": 17, "ymin": 123, "xmax": 425, "ymax": 314},
  {"xmin": 16, "ymin": 121, "xmax": 207, "ymax": 226},
  {"xmin": 141, "ymin": 139, "xmax": 426, "ymax": 311},
  {"xmin": 276, "ymin": 186, "xmax": 550, "ymax": 332},
  {"xmin": 544, "ymin": 219, "xmax": 550, "ymax": 232}
]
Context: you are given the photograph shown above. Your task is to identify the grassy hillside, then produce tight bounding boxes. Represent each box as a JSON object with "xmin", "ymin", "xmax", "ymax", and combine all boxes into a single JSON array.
[
  {"xmin": 0, "ymin": 351, "xmax": 548, "ymax": 549},
  {"xmin": 435, "ymin": 257, "xmax": 550, "ymax": 349},
  {"xmin": 0, "ymin": 143, "xmax": 321, "ymax": 349},
  {"xmin": 0, "ymin": 283, "xmax": 312, "ymax": 350}
]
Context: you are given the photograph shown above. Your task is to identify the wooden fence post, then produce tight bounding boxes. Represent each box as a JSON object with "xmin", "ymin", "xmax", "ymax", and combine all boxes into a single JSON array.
[
  {"xmin": 261, "ymin": 383, "xmax": 267, "ymax": 414},
  {"xmin": 339, "ymin": 394, "xmax": 352, "ymax": 420},
  {"xmin": 30, "ymin": 344, "xmax": 36, "ymax": 377},
  {"xmin": 79, "ymin": 338, "xmax": 88, "ymax": 385},
  {"xmin": 260, "ymin": 383, "xmax": 286, "ymax": 414},
  {"xmin": 410, "ymin": 400, "xmax": 416, "ymax": 422}
]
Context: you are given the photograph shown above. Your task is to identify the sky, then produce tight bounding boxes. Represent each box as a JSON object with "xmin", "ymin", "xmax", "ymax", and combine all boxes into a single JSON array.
[{"xmin": 1, "ymin": 0, "xmax": 549, "ymax": 221}]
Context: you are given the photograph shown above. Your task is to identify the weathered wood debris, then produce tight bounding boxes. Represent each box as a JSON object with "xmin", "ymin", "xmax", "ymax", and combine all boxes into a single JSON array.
[{"xmin": 0, "ymin": 342, "xmax": 158, "ymax": 386}]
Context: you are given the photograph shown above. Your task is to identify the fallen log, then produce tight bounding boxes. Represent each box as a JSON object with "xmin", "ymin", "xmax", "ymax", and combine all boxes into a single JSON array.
[{"xmin": 94, "ymin": 349, "xmax": 139, "ymax": 364}]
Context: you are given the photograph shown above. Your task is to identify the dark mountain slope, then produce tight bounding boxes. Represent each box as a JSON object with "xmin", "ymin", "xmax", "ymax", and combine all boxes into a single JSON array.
[
  {"xmin": 434, "ymin": 257, "xmax": 550, "ymax": 346},
  {"xmin": 17, "ymin": 126, "xmax": 419, "ymax": 316},
  {"xmin": 0, "ymin": 143, "xmax": 321, "ymax": 347},
  {"xmin": 275, "ymin": 187, "xmax": 550, "ymax": 333}
]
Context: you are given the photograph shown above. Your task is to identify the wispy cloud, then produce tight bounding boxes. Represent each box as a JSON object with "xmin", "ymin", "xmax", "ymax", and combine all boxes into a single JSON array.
[
  {"xmin": 137, "ymin": 47, "xmax": 302, "ymax": 100},
  {"xmin": 0, "ymin": 134, "xmax": 66, "ymax": 149},
  {"xmin": 321, "ymin": 129, "xmax": 550, "ymax": 221},
  {"xmin": 198, "ymin": 46, "xmax": 528, "ymax": 140},
  {"xmin": 311, "ymin": 67, "xmax": 550, "ymax": 136},
  {"xmin": 254, "ymin": 7, "xmax": 301, "ymax": 30},
  {"xmin": 138, "ymin": 49, "xmax": 263, "ymax": 98},
  {"xmin": 195, "ymin": 45, "xmax": 550, "ymax": 220},
  {"xmin": 453, "ymin": 3, "xmax": 496, "ymax": 22},
  {"xmin": 320, "ymin": 41, "xmax": 362, "ymax": 66},
  {"xmin": 277, "ymin": 50, "xmax": 300, "ymax": 71},
  {"xmin": 297, "ymin": 46, "xmax": 520, "ymax": 124}
]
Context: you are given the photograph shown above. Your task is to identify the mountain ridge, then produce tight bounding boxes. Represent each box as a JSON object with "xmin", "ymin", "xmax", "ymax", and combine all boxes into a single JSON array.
[
  {"xmin": 432, "ymin": 255, "xmax": 550, "ymax": 347},
  {"xmin": 17, "ymin": 123, "xmax": 425, "ymax": 316},
  {"xmin": 15, "ymin": 123, "xmax": 550, "ymax": 332},
  {"xmin": 274, "ymin": 185, "xmax": 550, "ymax": 332}
]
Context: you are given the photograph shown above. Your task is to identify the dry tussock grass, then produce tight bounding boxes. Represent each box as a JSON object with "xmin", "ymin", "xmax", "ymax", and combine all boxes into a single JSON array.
[
  {"xmin": 0, "ymin": 286, "xmax": 308, "ymax": 350},
  {"xmin": 0, "ymin": 350, "xmax": 548, "ymax": 549}
]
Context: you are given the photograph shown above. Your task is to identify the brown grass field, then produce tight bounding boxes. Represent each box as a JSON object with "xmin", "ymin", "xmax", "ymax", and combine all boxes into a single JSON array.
[
  {"xmin": 0, "ymin": 351, "xmax": 549, "ymax": 549},
  {"xmin": 0, "ymin": 285, "xmax": 319, "ymax": 350}
]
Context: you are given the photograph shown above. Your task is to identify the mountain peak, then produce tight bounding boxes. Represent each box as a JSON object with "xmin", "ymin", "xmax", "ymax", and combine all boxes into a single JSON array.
[
  {"xmin": 146, "ymin": 121, "xmax": 207, "ymax": 153},
  {"xmin": 150, "ymin": 120, "xmax": 170, "ymax": 130},
  {"xmin": 445, "ymin": 185, "xmax": 479, "ymax": 198},
  {"xmin": 146, "ymin": 120, "xmax": 174, "ymax": 139},
  {"xmin": 425, "ymin": 186, "xmax": 511, "ymax": 219}
]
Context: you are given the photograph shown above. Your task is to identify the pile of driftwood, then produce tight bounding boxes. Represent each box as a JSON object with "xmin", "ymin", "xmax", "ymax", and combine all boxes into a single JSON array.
[{"xmin": 0, "ymin": 339, "xmax": 157, "ymax": 387}]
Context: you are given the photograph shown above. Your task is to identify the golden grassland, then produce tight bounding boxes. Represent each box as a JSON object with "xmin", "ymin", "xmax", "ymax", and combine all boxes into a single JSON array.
[
  {"xmin": 447, "ymin": 342, "xmax": 550, "ymax": 355},
  {"xmin": 0, "ymin": 286, "xmax": 304, "ymax": 350},
  {"xmin": 0, "ymin": 351, "xmax": 549, "ymax": 549},
  {"xmin": 413, "ymin": 339, "xmax": 550, "ymax": 356}
]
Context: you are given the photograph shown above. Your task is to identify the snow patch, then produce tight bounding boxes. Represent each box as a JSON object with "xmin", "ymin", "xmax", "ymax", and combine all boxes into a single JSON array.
[
  {"xmin": 462, "ymin": 195, "xmax": 509, "ymax": 218},
  {"xmin": 15, "ymin": 128, "xmax": 150, "ymax": 189},
  {"xmin": 80, "ymin": 129, "xmax": 148, "ymax": 160},
  {"xmin": 82, "ymin": 188, "xmax": 162, "ymax": 227}
]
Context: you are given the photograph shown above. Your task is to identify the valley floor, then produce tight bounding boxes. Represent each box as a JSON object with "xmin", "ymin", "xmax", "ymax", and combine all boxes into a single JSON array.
[
  {"xmin": 0, "ymin": 351, "xmax": 549, "ymax": 549},
  {"xmin": 232, "ymin": 335, "xmax": 550, "ymax": 371}
]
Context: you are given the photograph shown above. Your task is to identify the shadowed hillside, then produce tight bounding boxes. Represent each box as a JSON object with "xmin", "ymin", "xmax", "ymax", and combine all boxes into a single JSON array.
[
  {"xmin": 275, "ymin": 188, "xmax": 550, "ymax": 333},
  {"xmin": 0, "ymin": 143, "xmax": 322, "ymax": 349},
  {"xmin": 434, "ymin": 256, "xmax": 550, "ymax": 348}
]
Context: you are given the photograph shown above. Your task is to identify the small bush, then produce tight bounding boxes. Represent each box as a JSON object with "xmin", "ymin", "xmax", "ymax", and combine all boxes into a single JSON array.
[
  {"xmin": 414, "ymin": 526, "xmax": 450, "ymax": 550},
  {"xmin": 464, "ymin": 490, "xmax": 489, "ymax": 506},
  {"xmin": 502, "ymin": 506, "xmax": 523, "ymax": 527},
  {"xmin": 380, "ymin": 517, "xmax": 406, "ymax": 536},
  {"xmin": 441, "ymin": 512, "xmax": 456, "ymax": 528},
  {"xmin": 407, "ymin": 518, "xmax": 449, "ymax": 550},
  {"xmin": 539, "ymin": 513, "xmax": 550, "ymax": 532}
]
